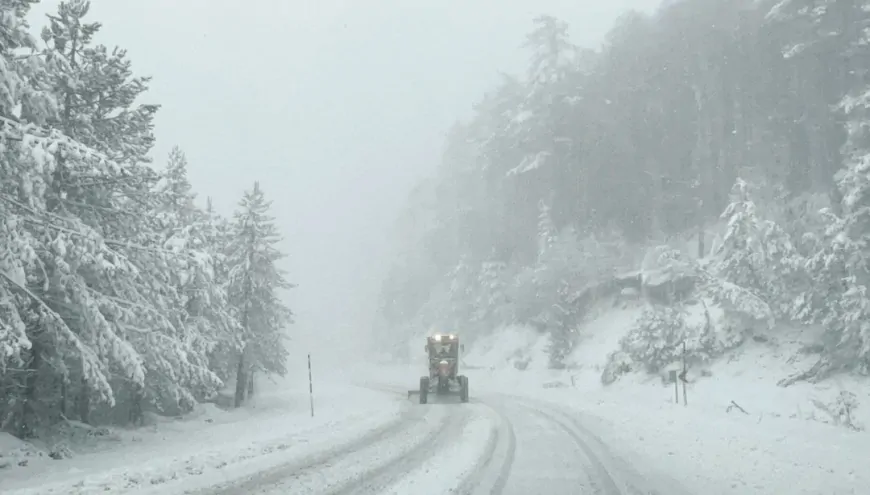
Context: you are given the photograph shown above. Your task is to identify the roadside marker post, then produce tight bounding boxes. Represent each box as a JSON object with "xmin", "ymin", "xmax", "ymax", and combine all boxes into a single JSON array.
[
  {"xmin": 680, "ymin": 341, "xmax": 688, "ymax": 406},
  {"xmin": 308, "ymin": 353, "xmax": 314, "ymax": 417}
]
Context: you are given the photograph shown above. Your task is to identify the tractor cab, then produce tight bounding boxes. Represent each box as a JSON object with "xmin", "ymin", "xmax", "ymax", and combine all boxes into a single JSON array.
[
  {"xmin": 425, "ymin": 334, "xmax": 462, "ymax": 379},
  {"xmin": 413, "ymin": 333, "xmax": 468, "ymax": 404},
  {"xmin": 426, "ymin": 334, "xmax": 460, "ymax": 359}
]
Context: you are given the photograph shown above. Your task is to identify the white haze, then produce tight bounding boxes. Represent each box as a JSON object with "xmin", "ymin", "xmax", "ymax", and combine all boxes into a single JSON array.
[{"xmin": 28, "ymin": 0, "xmax": 659, "ymax": 368}]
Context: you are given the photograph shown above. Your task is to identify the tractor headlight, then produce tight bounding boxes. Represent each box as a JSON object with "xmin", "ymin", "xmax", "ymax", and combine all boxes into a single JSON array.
[
  {"xmin": 448, "ymin": 334, "xmax": 455, "ymax": 340},
  {"xmin": 433, "ymin": 334, "xmax": 442, "ymax": 341}
]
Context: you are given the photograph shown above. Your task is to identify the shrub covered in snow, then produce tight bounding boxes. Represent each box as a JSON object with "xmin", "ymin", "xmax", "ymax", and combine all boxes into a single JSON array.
[
  {"xmin": 602, "ymin": 256, "xmax": 773, "ymax": 384},
  {"xmin": 810, "ymin": 391, "xmax": 863, "ymax": 431},
  {"xmin": 618, "ymin": 305, "xmax": 689, "ymax": 374}
]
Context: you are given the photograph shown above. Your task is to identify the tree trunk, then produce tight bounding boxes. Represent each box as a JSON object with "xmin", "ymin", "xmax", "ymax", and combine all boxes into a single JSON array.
[
  {"xmin": 78, "ymin": 374, "xmax": 90, "ymax": 424},
  {"xmin": 129, "ymin": 383, "xmax": 144, "ymax": 426},
  {"xmin": 233, "ymin": 350, "xmax": 247, "ymax": 408},
  {"xmin": 247, "ymin": 371, "xmax": 255, "ymax": 399},
  {"xmin": 21, "ymin": 340, "xmax": 42, "ymax": 438}
]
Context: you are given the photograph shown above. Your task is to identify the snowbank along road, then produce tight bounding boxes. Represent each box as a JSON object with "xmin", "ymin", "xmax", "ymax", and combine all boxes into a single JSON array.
[{"xmin": 187, "ymin": 383, "xmax": 689, "ymax": 495}]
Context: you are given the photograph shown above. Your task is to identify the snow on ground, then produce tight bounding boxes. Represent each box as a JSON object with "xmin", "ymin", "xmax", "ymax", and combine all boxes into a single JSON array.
[
  {"xmin": 463, "ymin": 325, "xmax": 551, "ymax": 372},
  {"xmin": 1, "ymin": 371, "xmax": 405, "ymax": 495},
  {"xmin": 243, "ymin": 402, "xmax": 498, "ymax": 495},
  {"xmin": 479, "ymin": 374, "xmax": 869, "ymax": 495},
  {"xmin": 4, "ymin": 304, "xmax": 867, "ymax": 495},
  {"xmin": 568, "ymin": 301, "xmax": 643, "ymax": 387},
  {"xmin": 0, "ymin": 431, "xmax": 38, "ymax": 470},
  {"xmin": 455, "ymin": 301, "xmax": 870, "ymax": 495},
  {"xmin": 378, "ymin": 407, "xmax": 497, "ymax": 495}
]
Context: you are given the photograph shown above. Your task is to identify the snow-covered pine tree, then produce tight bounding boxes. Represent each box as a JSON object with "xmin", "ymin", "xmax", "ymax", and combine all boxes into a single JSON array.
[
  {"xmin": 797, "ymin": 96, "xmax": 870, "ymax": 377},
  {"xmin": 226, "ymin": 182, "xmax": 293, "ymax": 407},
  {"xmin": 201, "ymin": 197, "xmax": 242, "ymax": 382},
  {"xmin": 159, "ymin": 147, "xmax": 197, "ymax": 223},
  {"xmin": 0, "ymin": 0, "xmax": 138, "ymax": 434},
  {"xmin": 509, "ymin": 226, "xmax": 585, "ymax": 368},
  {"xmin": 715, "ymin": 178, "xmax": 766, "ymax": 289},
  {"xmin": 524, "ymin": 15, "xmax": 577, "ymax": 94},
  {"xmin": 0, "ymin": 0, "xmax": 57, "ymax": 124},
  {"xmin": 152, "ymin": 148, "xmax": 238, "ymax": 407},
  {"xmin": 618, "ymin": 305, "xmax": 687, "ymax": 374},
  {"xmin": 0, "ymin": 0, "xmax": 54, "ymax": 376},
  {"xmin": 42, "ymin": 0, "xmax": 159, "ymax": 241},
  {"xmin": 440, "ymin": 256, "xmax": 477, "ymax": 332},
  {"xmin": 37, "ymin": 0, "xmax": 225, "ymax": 421},
  {"xmin": 506, "ymin": 15, "xmax": 579, "ymax": 240},
  {"xmin": 538, "ymin": 228, "xmax": 583, "ymax": 368},
  {"xmin": 714, "ymin": 178, "xmax": 802, "ymax": 319},
  {"xmin": 44, "ymin": 0, "xmax": 158, "ymax": 165},
  {"xmin": 472, "ymin": 259, "xmax": 513, "ymax": 329}
]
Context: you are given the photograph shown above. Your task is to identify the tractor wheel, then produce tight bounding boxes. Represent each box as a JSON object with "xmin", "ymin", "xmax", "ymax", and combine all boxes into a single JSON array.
[
  {"xmin": 419, "ymin": 376, "xmax": 429, "ymax": 404},
  {"xmin": 459, "ymin": 375, "xmax": 469, "ymax": 403}
]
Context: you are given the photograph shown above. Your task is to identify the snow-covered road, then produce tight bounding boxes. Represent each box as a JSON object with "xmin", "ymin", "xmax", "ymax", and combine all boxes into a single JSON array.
[
  {"xmin": 193, "ymin": 397, "xmax": 476, "ymax": 494},
  {"xmin": 172, "ymin": 380, "xmax": 688, "ymax": 495},
  {"xmin": 493, "ymin": 396, "xmax": 686, "ymax": 495},
  {"xmin": 11, "ymin": 364, "xmax": 864, "ymax": 494}
]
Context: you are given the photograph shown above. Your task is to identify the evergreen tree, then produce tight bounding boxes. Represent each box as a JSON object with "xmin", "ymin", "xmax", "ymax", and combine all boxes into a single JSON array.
[
  {"xmin": 226, "ymin": 182, "xmax": 293, "ymax": 407},
  {"xmin": 44, "ymin": 0, "xmax": 158, "ymax": 164},
  {"xmin": 159, "ymin": 147, "xmax": 197, "ymax": 222},
  {"xmin": 201, "ymin": 197, "xmax": 242, "ymax": 382},
  {"xmin": 442, "ymin": 256, "xmax": 477, "ymax": 331},
  {"xmin": 39, "ymin": 0, "xmax": 233, "ymax": 420},
  {"xmin": 150, "ymin": 147, "xmax": 239, "ymax": 407},
  {"xmin": 0, "ymin": 0, "xmax": 299, "ymax": 437},
  {"xmin": 801, "ymin": 138, "xmax": 870, "ymax": 377},
  {"xmin": 0, "ymin": 0, "xmax": 131, "ymax": 433},
  {"xmin": 714, "ymin": 178, "xmax": 802, "ymax": 318},
  {"xmin": 472, "ymin": 260, "xmax": 513, "ymax": 329}
]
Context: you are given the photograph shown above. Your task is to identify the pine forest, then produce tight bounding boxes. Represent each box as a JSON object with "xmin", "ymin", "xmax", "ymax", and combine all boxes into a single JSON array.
[
  {"xmin": 0, "ymin": 0, "xmax": 294, "ymax": 443},
  {"xmin": 376, "ymin": 0, "xmax": 870, "ymax": 389}
]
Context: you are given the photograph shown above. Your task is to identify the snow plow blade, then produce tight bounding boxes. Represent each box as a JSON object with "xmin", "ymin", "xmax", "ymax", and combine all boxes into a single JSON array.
[{"xmin": 407, "ymin": 390, "xmax": 420, "ymax": 399}]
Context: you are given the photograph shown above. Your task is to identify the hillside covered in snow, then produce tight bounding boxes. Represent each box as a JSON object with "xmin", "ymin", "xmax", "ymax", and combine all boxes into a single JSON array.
[{"xmin": 374, "ymin": 0, "xmax": 870, "ymax": 433}]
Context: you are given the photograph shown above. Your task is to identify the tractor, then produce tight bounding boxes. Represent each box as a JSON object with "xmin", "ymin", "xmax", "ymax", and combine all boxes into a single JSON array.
[{"xmin": 415, "ymin": 333, "xmax": 469, "ymax": 404}]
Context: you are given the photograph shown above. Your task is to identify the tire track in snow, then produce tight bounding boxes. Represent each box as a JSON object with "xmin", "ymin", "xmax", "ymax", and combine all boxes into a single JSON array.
[
  {"xmin": 511, "ymin": 397, "xmax": 691, "ymax": 495},
  {"xmin": 221, "ymin": 403, "xmax": 474, "ymax": 494},
  {"xmin": 519, "ymin": 404, "xmax": 623, "ymax": 494},
  {"xmin": 365, "ymin": 401, "xmax": 514, "ymax": 495},
  {"xmin": 350, "ymin": 383, "xmax": 518, "ymax": 495},
  {"xmin": 352, "ymin": 381, "xmax": 675, "ymax": 494},
  {"xmin": 324, "ymin": 404, "xmax": 471, "ymax": 494},
  {"xmin": 453, "ymin": 400, "xmax": 517, "ymax": 495},
  {"xmin": 187, "ymin": 402, "xmax": 426, "ymax": 495}
]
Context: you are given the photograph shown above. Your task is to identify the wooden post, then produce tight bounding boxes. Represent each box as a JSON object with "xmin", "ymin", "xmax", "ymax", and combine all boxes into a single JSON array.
[
  {"xmin": 308, "ymin": 353, "xmax": 315, "ymax": 417},
  {"xmin": 697, "ymin": 197, "xmax": 705, "ymax": 259},
  {"xmin": 682, "ymin": 341, "xmax": 688, "ymax": 407}
]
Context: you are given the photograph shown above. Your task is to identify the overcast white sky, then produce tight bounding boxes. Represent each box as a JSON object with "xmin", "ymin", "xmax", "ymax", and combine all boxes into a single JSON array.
[{"xmin": 28, "ymin": 0, "xmax": 659, "ymax": 360}]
